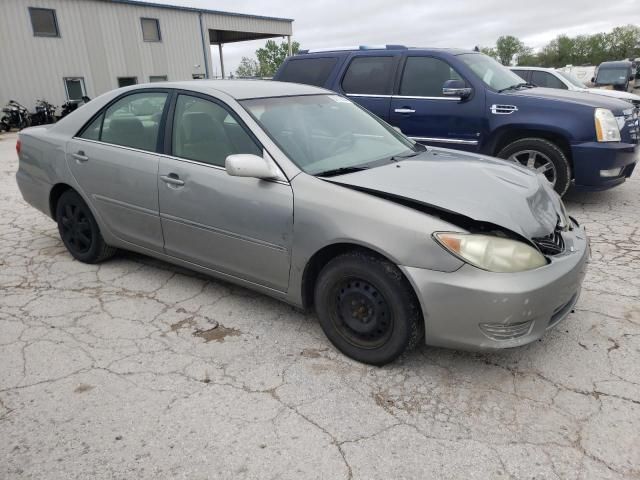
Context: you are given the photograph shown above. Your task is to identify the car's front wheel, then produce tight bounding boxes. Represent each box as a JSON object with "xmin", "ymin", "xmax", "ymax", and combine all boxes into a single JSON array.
[
  {"xmin": 497, "ymin": 137, "xmax": 571, "ymax": 196},
  {"xmin": 55, "ymin": 190, "xmax": 116, "ymax": 264},
  {"xmin": 314, "ymin": 251, "xmax": 424, "ymax": 365}
]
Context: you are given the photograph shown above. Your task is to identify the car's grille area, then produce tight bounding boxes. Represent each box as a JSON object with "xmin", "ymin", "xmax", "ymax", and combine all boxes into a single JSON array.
[
  {"xmin": 533, "ymin": 229, "xmax": 565, "ymax": 255},
  {"xmin": 624, "ymin": 107, "xmax": 639, "ymax": 144}
]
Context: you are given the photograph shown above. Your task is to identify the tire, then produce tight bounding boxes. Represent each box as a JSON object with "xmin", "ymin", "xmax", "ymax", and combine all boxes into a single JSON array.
[
  {"xmin": 314, "ymin": 250, "xmax": 424, "ymax": 365},
  {"xmin": 496, "ymin": 137, "xmax": 571, "ymax": 196},
  {"xmin": 55, "ymin": 190, "xmax": 116, "ymax": 264}
]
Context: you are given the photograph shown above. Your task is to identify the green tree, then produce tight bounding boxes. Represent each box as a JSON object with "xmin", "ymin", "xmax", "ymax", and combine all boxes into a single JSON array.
[
  {"xmin": 515, "ymin": 46, "xmax": 539, "ymax": 66},
  {"xmin": 479, "ymin": 46, "xmax": 498, "ymax": 59},
  {"xmin": 607, "ymin": 25, "xmax": 640, "ymax": 60},
  {"xmin": 235, "ymin": 57, "xmax": 260, "ymax": 77},
  {"xmin": 255, "ymin": 39, "xmax": 300, "ymax": 77},
  {"xmin": 495, "ymin": 35, "xmax": 525, "ymax": 65}
]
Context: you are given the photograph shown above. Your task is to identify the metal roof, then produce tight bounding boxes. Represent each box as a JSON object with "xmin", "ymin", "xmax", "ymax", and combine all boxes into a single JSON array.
[{"xmin": 102, "ymin": 0, "xmax": 294, "ymax": 22}]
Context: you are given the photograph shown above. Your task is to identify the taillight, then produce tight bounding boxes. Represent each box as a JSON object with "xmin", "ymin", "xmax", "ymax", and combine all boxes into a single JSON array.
[{"xmin": 16, "ymin": 139, "xmax": 21, "ymax": 155}]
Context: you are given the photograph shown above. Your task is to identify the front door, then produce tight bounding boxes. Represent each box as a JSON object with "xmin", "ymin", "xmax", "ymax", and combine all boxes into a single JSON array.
[
  {"xmin": 67, "ymin": 90, "xmax": 169, "ymax": 251},
  {"xmin": 339, "ymin": 54, "xmax": 400, "ymax": 121},
  {"xmin": 389, "ymin": 56, "xmax": 484, "ymax": 152},
  {"xmin": 158, "ymin": 93, "xmax": 293, "ymax": 291}
]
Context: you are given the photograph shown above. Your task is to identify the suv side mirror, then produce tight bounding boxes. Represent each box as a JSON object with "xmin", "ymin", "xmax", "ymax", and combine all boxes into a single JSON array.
[
  {"xmin": 442, "ymin": 79, "xmax": 472, "ymax": 99},
  {"xmin": 591, "ymin": 77, "xmax": 595, "ymax": 83},
  {"xmin": 225, "ymin": 153, "xmax": 278, "ymax": 180}
]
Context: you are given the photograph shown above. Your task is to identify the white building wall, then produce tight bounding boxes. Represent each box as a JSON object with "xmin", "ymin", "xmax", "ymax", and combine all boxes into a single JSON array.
[{"xmin": 0, "ymin": 0, "xmax": 291, "ymax": 109}]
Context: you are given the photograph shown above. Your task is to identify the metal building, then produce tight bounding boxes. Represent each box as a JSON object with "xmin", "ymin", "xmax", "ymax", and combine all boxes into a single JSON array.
[{"xmin": 0, "ymin": 0, "xmax": 293, "ymax": 108}]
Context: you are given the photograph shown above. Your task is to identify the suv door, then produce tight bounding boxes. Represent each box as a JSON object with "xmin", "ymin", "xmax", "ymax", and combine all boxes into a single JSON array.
[
  {"xmin": 158, "ymin": 93, "xmax": 293, "ymax": 291},
  {"xmin": 68, "ymin": 90, "xmax": 169, "ymax": 251},
  {"xmin": 339, "ymin": 54, "xmax": 400, "ymax": 120},
  {"xmin": 389, "ymin": 56, "xmax": 484, "ymax": 151}
]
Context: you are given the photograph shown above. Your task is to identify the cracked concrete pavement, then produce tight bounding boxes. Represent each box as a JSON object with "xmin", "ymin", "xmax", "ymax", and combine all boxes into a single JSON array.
[{"xmin": 0, "ymin": 131, "xmax": 639, "ymax": 479}]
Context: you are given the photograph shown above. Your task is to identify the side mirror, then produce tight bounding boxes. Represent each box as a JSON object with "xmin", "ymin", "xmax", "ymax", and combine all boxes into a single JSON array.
[
  {"xmin": 442, "ymin": 79, "xmax": 472, "ymax": 99},
  {"xmin": 225, "ymin": 153, "xmax": 278, "ymax": 180},
  {"xmin": 591, "ymin": 77, "xmax": 595, "ymax": 83}
]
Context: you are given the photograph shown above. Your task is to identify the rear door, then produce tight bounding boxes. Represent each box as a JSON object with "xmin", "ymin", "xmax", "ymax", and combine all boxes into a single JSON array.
[
  {"xmin": 157, "ymin": 92, "xmax": 293, "ymax": 291},
  {"xmin": 337, "ymin": 54, "xmax": 400, "ymax": 121},
  {"xmin": 388, "ymin": 56, "xmax": 484, "ymax": 151},
  {"xmin": 67, "ymin": 90, "xmax": 169, "ymax": 251}
]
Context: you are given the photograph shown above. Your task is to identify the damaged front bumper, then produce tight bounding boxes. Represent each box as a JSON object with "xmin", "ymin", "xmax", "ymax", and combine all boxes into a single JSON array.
[{"xmin": 400, "ymin": 225, "xmax": 589, "ymax": 351}]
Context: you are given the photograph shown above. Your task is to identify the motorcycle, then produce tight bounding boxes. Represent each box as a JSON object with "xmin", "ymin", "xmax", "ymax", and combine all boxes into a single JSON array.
[
  {"xmin": 0, "ymin": 100, "xmax": 31, "ymax": 131},
  {"xmin": 60, "ymin": 95, "xmax": 91, "ymax": 119},
  {"xmin": 30, "ymin": 99, "xmax": 57, "ymax": 126}
]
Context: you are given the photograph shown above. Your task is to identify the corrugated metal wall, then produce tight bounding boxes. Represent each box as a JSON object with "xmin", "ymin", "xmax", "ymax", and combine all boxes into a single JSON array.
[{"xmin": 0, "ymin": 0, "xmax": 292, "ymax": 109}]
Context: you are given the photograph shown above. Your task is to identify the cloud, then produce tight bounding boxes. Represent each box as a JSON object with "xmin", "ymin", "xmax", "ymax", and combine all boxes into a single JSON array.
[{"xmin": 142, "ymin": 0, "xmax": 639, "ymax": 73}]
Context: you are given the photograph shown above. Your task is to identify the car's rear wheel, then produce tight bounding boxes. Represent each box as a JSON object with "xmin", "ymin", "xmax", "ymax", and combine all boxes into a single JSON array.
[
  {"xmin": 497, "ymin": 137, "xmax": 571, "ymax": 196},
  {"xmin": 55, "ymin": 190, "xmax": 116, "ymax": 263},
  {"xmin": 314, "ymin": 250, "xmax": 424, "ymax": 365}
]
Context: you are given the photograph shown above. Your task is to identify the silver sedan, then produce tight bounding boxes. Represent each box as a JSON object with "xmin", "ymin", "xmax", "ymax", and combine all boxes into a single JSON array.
[{"xmin": 16, "ymin": 81, "xmax": 589, "ymax": 365}]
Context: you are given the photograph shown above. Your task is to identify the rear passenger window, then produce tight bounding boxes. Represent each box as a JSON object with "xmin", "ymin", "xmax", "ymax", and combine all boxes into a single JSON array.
[
  {"xmin": 278, "ymin": 58, "xmax": 337, "ymax": 87},
  {"xmin": 341, "ymin": 56, "xmax": 395, "ymax": 95},
  {"xmin": 172, "ymin": 95, "xmax": 261, "ymax": 167},
  {"xmin": 80, "ymin": 113, "xmax": 103, "ymax": 141},
  {"xmin": 399, "ymin": 57, "xmax": 463, "ymax": 97},
  {"xmin": 90, "ymin": 92, "xmax": 168, "ymax": 151},
  {"xmin": 531, "ymin": 71, "xmax": 567, "ymax": 89}
]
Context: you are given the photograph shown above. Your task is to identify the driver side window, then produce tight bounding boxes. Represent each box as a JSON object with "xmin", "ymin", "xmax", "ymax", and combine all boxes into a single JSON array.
[
  {"xmin": 400, "ymin": 57, "xmax": 464, "ymax": 97},
  {"xmin": 172, "ymin": 95, "xmax": 262, "ymax": 167}
]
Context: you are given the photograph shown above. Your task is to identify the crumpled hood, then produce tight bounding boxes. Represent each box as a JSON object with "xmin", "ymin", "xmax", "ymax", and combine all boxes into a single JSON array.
[
  {"xmin": 509, "ymin": 86, "xmax": 631, "ymax": 113},
  {"xmin": 327, "ymin": 149, "xmax": 563, "ymax": 239}
]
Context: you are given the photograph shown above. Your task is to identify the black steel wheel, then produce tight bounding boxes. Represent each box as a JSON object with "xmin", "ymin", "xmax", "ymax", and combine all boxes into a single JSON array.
[
  {"xmin": 314, "ymin": 250, "xmax": 424, "ymax": 365},
  {"xmin": 55, "ymin": 190, "xmax": 116, "ymax": 263}
]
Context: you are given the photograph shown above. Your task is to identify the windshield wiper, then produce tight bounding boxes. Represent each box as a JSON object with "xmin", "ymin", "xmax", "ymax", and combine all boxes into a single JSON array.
[
  {"xmin": 315, "ymin": 166, "xmax": 368, "ymax": 177},
  {"xmin": 390, "ymin": 151, "xmax": 420, "ymax": 162},
  {"xmin": 498, "ymin": 82, "xmax": 534, "ymax": 93}
]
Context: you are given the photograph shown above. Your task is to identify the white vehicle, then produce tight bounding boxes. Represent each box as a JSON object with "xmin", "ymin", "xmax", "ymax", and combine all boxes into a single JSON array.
[{"xmin": 511, "ymin": 66, "xmax": 640, "ymax": 107}]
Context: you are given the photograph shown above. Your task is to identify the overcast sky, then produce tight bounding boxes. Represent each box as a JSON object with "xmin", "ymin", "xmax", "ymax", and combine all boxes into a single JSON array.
[{"xmin": 143, "ymin": 0, "xmax": 639, "ymax": 74}]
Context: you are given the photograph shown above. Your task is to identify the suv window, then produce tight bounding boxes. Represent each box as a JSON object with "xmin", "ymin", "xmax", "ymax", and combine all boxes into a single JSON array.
[
  {"xmin": 531, "ymin": 71, "xmax": 567, "ymax": 89},
  {"xmin": 511, "ymin": 69, "xmax": 529, "ymax": 81},
  {"xmin": 341, "ymin": 56, "xmax": 395, "ymax": 95},
  {"xmin": 399, "ymin": 57, "xmax": 463, "ymax": 97},
  {"xmin": 279, "ymin": 58, "xmax": 337, "ymax": 87},
  {"xmin": 172, "ymin": 95, "xmax": 261, "ymax": 167},
  {"xmin": 80, "ymin": 92, "xmax": 167, "ymax": 151}
]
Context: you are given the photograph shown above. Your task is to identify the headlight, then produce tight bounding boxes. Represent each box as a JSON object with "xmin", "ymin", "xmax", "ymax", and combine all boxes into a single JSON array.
[
  {"xmin": 434, "ymin": 232, "xmax": 547, "ymax": 273},
  {"xmin": 594, "ymin": 108, "xmax": 621, "ymax": 142}
]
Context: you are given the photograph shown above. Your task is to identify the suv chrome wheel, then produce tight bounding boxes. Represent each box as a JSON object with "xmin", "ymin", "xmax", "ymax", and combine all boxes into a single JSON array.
[{"xmin": 508, "ymin": 149, "xmax": 557, "ymax": 186}]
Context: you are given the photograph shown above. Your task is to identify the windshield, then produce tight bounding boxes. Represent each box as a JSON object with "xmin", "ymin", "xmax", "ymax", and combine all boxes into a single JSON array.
[
  {"xmin": 596, "ymin": 68, "xmax": 629, "ymax": 85},
  {"xmin": 556, "ymin": 70, "xmax": 586, "ymax": 88},
  {"xmin": 241, "ymin": 95, "xmax": 417, "ymax": 175},
  {"xmin": 458, "ymin": 53, "xmax": 526, "ymax": 91}
]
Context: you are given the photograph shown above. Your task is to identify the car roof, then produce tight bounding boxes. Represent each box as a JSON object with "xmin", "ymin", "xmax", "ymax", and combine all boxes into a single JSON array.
[
  {"xmin": 598, "ymin": 61, "xmax": 632, "ymax": 68},
  {"xmin": 510, "ymin": 66, "xmax": 556, "ymax": 72},
  {"xmin": 130, "ymin": 79, "xmax": 330, "ymax": 99},
  {"xmin": 295, "ymin": 46, "xmax": 473, "ymax": 56}
]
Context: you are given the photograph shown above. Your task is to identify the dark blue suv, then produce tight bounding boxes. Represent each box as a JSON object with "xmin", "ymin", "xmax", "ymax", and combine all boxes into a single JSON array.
[{"xmin": 274, "ymin": 46, "xmax": 638, "ymax": 195}]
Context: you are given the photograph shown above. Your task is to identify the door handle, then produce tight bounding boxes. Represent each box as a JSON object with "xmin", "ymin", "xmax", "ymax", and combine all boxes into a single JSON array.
[
  {"xmin": 72, "ymin": 151, "xmax": 89, "ymax": 162},
  {"xmin": 160, "ymin": 174, "xmax": 185, "ymax": 187},
  {"xmin": 394, "ymin": 108, "xmax": 415, "ymax": 114}
]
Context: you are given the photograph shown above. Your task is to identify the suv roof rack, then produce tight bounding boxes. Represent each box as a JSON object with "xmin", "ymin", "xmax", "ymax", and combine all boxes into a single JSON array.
[{"xmin": 298, "ymin": 45, "xmax": 408, "ymax": 54}]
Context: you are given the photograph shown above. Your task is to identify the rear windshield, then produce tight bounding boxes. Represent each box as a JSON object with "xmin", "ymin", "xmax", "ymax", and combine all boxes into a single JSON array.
[{"xmin": 278, "ymin": 58, "xmax": 338, "ymax": 87}]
